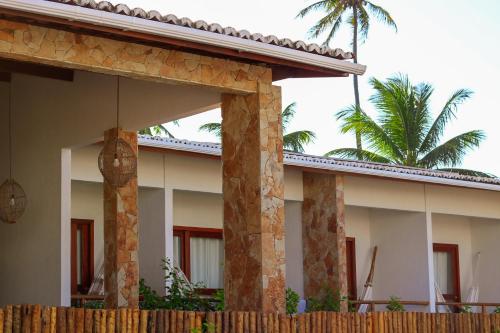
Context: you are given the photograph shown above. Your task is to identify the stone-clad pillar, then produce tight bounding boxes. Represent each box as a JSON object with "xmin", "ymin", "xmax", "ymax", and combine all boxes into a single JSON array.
[
  {"xmin": 103, "ymin": 128, "xmax": 139, "ymax": 308},
  {"xmin": 302, "ymin": 172, "xmax": 347, "ymax": 310},
  {"xmin": 222, "ymin": 83, "xmax": 286, "ymax": 313}
]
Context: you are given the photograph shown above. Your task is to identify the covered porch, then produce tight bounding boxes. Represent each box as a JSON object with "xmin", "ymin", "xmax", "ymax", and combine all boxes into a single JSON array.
[{"xmin": 0, "ymin": 0, "xmax": 363, "ymax": 312}]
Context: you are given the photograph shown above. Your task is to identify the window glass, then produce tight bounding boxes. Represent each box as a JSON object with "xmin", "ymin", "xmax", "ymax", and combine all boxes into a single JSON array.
[
  {"xmin": 173, "ymin": 235, "xmax": 182, "ymax": 269},
  {"xmin": 190, "ymin": 237, "xmax": 224, "ymax": 289},
  {"xmin": 434, "ymin": 251, "xmax": 454, "ymax": 294}
]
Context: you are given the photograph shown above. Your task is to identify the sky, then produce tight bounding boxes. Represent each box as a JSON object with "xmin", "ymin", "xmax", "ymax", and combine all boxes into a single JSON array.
[{"xmin": 119, "ymin": 0, "xmax": 500, "ymax": 176}]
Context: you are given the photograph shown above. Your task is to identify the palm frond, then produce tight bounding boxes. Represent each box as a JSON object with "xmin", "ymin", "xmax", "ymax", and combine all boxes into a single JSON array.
[
  {"xmin": 419, "ymin": 130, "xmax": 485, "ymax": 169},
  {"xmin": 356, "ymin": 6, "xmax": 370, "ymax": 42},
  {"xmin": 296, "ymin": 0, "xmax": 332, "ymax": 18},
  {"xmin": 365, "ymin": 1, "xmax": 398, "ymax": 31},
  {"xmin": 307, "ymin": 3, "xmax": 346, "ymax": 40},
  {"xmin": 281, "ymin": 102, "xmax": 297, "ymax": 132},
  {"xmin": 199, "ymin": 122, "xmax": 222, "ymax": 139},
  {"xmin": 437, "ymin": 168, "xmax": 496, "ymax": 178},
  {"xmin": 283, "ymin": 130, "xmax": 316, "ymax": 153},
  {"xmin": 419, "ymin": 88, "xmax": 473, "ymax": 154},
  {"xmin": 336, "ymin": 105, "xmax": 405, "ymax": 162},
  {"xmin": 325, "ymin": 148, "xmax": 393, "ymax": 164}
]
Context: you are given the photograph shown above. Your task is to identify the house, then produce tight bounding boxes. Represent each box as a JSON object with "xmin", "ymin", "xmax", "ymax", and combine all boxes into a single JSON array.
[
  {"xmin": 70, "ymin": 136, "xmax": 500, "ymax": 312},
  {"xmin": 0, "ymin": 0, "xmax": 365, "ymax": 312}
]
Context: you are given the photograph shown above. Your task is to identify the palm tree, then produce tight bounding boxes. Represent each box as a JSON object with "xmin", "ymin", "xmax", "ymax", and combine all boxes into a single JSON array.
[
  {"xmin": 297, "ymin": 0, "xmax": 397, "ymax": 152},
  {"xmin": 139, "ymin": 121, "xmax": 179, "ymax": 138},
  {"xmin": 199, "ymin": 102, "xmax": 316, "ymax": 153},
  {"xmin": 326, "ymin": 74, "xmax": 492, "ymax": 177}
]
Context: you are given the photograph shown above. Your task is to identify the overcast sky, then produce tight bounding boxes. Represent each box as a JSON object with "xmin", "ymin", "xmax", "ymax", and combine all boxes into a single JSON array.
[{"xmin": 119, "ymin": 0, "xmax": 500, "ymax": 176}]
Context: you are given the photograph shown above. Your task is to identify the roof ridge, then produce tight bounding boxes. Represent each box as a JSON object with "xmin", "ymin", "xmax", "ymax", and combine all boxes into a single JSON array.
[{"xmin": 46, "ymin": 0, "xmax": 354, "ymax": 60}]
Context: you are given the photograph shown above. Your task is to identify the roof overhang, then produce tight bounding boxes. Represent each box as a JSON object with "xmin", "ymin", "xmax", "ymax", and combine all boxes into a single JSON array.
[{"xmin": 0, "ymin": 0, "xmax": 366, "ymax": 80}]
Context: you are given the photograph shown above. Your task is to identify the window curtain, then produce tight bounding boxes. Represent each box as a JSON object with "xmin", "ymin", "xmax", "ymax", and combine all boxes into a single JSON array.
[
  {"xmin": 190, "ymin": 237, "xmax": 224, "ymax": 288},
  {"xmin": 173, "ymin": 236, "xmax": 181, "ymax": 269},
  {"xmin": 434, "ymin": 251, "xmax": 453, "ymax": 294}
]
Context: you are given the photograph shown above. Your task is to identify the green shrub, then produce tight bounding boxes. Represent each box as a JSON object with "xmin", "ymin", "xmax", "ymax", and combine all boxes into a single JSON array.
[
  {"xmin": 386, "ymin": 296, "xmax": 405, "ymax": 312},
  {"xmin": 286, "ymin": 288, "xmax": 300, "ymax": 315},
  {"xmin": 306, "ymin": 286, "xmax": 347, "ymax": 312},
  {"xmin": 460, "ymin": 305, "xmax": 472, "ymax": 313},
  {"xmin": 213, "ymin": 289, "xmax": 225, "ymax": 311},
  {"xmin": 494, "ymin": 306, "xmax": 500, "ymax": 313}
]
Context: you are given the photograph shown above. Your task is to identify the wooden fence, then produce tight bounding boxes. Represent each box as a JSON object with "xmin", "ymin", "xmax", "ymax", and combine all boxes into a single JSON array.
[{"xmin": 2, "ymin": 305, "xmax": 500, "ymax": 333}]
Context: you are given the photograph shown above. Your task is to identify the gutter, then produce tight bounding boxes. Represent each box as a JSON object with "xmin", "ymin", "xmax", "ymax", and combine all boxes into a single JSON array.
[
  {"xmin": 139, "ymin": 136, "xmax": 500, "ymax": 192},
  {"xmin": 0, "ymin": 0, "xmax": 366, "ymax": 76}
]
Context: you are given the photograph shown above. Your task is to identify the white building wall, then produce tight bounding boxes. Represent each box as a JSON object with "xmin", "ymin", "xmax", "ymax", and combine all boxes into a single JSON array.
[
  {"xmin": 138, "ymin": 188, "xmax": 168, "ymax": 296},
  {"xmin": 432, "ymin": 213, "xmax": 474, "ymax": 301},
  {"xmin": 345, "ymin": 206, "xmax": 372, "ymax": 297},
  {"xmin": 470, "ymin": 218, "xmax": 500, "ymax": 303},
  {"xmin": 370, "ymin": 209, "xmax": 430, "ymax": 310},
  {"xmin": 71, "ymin": 181, "xmax": 104, "ymax": 272}
]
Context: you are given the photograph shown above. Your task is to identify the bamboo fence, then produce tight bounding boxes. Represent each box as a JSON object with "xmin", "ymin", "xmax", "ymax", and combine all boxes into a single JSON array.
[{"xmin": 1, "ymin": 305, "xmax": 500, "ymax": 333}]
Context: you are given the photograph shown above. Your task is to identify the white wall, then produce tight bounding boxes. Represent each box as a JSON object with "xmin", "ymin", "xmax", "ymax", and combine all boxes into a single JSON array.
[
  {"xmin": 345, "ymin": 206, "xmax": 372, "ymax": 296},
  {"xmin": 71, "ymin": 181, "xmax": 104, "ymax": 272},
  {"xmin": 0, "ymin": 71, "xmax": 219, "ymax": 306},
  {"xmin": 138, "ymin": 188, "xmax": 167, "ymax": 296},
  {"xmin": 370, "ymin": 209, "xmax": 430, "ymax": 310},
  {"xmin": 432, "ymin": 214, "xmax": 473, "ymax": 301},
  {"xmin": 173, "ymin": 190, "xmax": 223, "ymax": 229},
  {"xmin": 471, "ymin": 218, "xmax": 500, "ymax": 303},
  {"xmin": 284, "ymin": 201, "xmax": 303, "ymax": 297}
]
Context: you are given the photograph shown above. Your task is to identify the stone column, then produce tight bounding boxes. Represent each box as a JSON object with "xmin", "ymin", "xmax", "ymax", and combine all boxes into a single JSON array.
[
  {"xmin": 103, "ymin": 128, "xmax": 139, "ymax": 308},
  {"xmin": 222, "ymin": 83, "xmax": 286, "ymax": 313},
  {"xmin": 302, "ymin": 172, "xmax": 347, "ymax": 310}
]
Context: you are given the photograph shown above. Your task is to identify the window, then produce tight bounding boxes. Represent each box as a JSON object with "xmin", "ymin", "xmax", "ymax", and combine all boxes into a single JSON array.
[
  {"xmin": 346, "ymin": 237, "xmax": 357, "ymax": 300},
  {"xmin": 71, "ymin": 219, "xmax": 94, "ymax": 295},
  {"xmin": 173, "ymin": 226, "xmax": 224, "ymax": 292},
  {"xmin": 433, "ymin": 243, "xmax": 461, "ymax": 302}
]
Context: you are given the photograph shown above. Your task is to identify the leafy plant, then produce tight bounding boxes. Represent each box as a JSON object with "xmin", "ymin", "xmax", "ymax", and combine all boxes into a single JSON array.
[
  {"xmin": 386, "ymin": 296, "xmax": 405, "ymax": 312},
  {"xmin": 461, "ymin": 305, "xmax": 473, "ymax": 313},
  {"xmin": 139, "ymin": 258, "xmax": 214, "ymax": 311},
  {"xmin": 82, "ymin": 301, "xmax": 104, "ymax": 309},
  {"xmin": 306, "ymin": 286, "xmax": 347, "ymax": 312},
  {"xmin": 286, "ymin": 288, "xmax": 300, "ymax": 315},
  {"xmin": 494, "ymin": 306, "xmax": 500, "ymax": 313},
  {"xmin": 213, "ymin": 289, "xmax": 225, "ymax": 311}
]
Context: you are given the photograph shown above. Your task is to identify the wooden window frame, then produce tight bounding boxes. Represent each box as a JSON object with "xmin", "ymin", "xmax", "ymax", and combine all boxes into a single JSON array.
[
  {"xmin": 173, "ymin": 226, "xmax": 223, "ymax": 294},
  {"xmin": 71, "ymin": 219, "xmax": 94, "ymax": 295},
  {"xmin": 433, "ymin": 243, "xmax": 461, "ymax": 303},
  {"xmin": 346, "ymin": 237, "xmax": 357, "ymax": 300}
]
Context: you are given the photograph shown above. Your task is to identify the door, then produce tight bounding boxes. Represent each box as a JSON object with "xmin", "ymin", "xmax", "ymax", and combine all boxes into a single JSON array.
[
  {"xmin": 433, "ymin": 243, "xmax": 461, "ymax": 303},
  {"xmin": 71, "ymin": 219, "xmax": 94, "ymax": 295}
]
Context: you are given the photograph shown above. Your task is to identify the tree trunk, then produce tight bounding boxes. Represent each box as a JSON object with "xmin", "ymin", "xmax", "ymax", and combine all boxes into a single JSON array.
[{"xmin": 352, "ymin": 4, "xmax": 362, "ymax": 154}]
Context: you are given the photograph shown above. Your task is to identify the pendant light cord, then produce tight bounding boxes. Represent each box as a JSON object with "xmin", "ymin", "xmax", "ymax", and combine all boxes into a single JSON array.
[
  {"xmin": 8, "ymin": 81, "xmax": 12, "ymax": 180},
  {"xmin": 116, "ymin": 75, "xmax": 120, "ymax": 129}
]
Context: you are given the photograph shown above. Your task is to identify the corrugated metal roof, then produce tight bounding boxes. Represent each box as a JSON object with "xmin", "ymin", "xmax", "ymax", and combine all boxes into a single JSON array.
[{"xmin": 138, "ymin": 135, "xmax": 500, "ymax": 190}]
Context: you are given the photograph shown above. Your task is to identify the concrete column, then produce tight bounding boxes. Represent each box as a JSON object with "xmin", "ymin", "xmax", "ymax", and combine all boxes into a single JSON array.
[
  {"xmin": 103, "ymin": 128, "xmax": 139, "ymax": 308},
  {"xmin": 221, "ymin": 83, "xmax": 286, "ymax": 313},
  {"xmin": 302, "ymin": 172, "xmax": 347, "ymax": 310}
]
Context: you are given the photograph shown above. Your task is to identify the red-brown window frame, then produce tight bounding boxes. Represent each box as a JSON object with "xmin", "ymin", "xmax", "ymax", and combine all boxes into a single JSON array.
[
  {"xmin": 173, "ymin": 226, "xmax": 223, "ymax": 294},
  {"xmin": 71, "ymin": 219, "xmax": 94, "ymax": 295},
  {"xmin": 346, "ymin": 237, "xmax": 357, "ymax": 300},
  {"xmin": 433, "ymin": 243, "xmax": 461, "ymax": 303}
]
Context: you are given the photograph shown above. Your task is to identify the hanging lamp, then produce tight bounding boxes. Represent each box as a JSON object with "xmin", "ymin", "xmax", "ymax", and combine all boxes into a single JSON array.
[
  {"xmin": 0, "ymin": 79, "xmax": 27, "ymax": 224},
  {"xmin": 98, "ymin": 76, "xmax": 137, "ymax": 187}
]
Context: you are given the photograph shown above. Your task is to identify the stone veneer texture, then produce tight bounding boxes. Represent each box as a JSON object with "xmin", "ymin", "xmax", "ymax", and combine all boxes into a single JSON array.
[
  {"xmin": 0, "ymin": 19, "xmax": 271, "ymax": 93},
  {"xmin": 103, "ymin": 128, "xmax": 139, "ymax": 308},
  {"xmin": 302, "ymin": 173, "xmax": 347, "ymax": 309},
  {"xmin": 221, "ymin": 83, "xmax": 286, "ymax": 313}
]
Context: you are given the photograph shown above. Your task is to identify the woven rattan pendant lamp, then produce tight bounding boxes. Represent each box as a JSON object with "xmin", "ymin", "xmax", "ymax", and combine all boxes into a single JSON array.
[
  {"xmin": 98, "ymin": 76, "xmax": 137, "ymax": 187},
  {"xmin": 0, "ymin": 79, "xmax": 27, "ymax": 224}
]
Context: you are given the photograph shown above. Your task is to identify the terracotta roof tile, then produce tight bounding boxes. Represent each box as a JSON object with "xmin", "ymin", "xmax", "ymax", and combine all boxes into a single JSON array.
[{"xmin": 46, "ymin": 0, "xmax": 354, "ymax": 60}]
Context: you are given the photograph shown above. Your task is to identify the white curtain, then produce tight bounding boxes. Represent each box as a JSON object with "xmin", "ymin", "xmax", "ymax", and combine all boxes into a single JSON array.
[
  {"xmin": 434, "ymin": 251, "xmax": 453, "ymax": 294},
  {"xmin": 173, "ymin": 236, "xmax": 182, "ymax": 269},
  {"xmin": 190, "ymin": 237, "xmax": 224, "ymax": 288}
]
